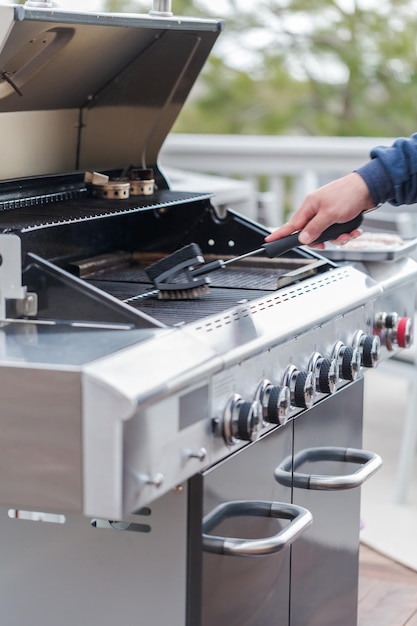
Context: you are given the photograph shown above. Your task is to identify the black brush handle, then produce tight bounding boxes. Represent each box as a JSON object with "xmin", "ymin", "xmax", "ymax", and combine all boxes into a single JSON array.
[
  {"xmin": 262, "ymin": 214, "xmax": 364, "ymax": 258},
  {"xmin": 192, "ymin": 259, "xmax": 225, "ymax": 277},
  {"xmin": 191, "ymin": 214, "xmax": 364, "ymax": 278}
]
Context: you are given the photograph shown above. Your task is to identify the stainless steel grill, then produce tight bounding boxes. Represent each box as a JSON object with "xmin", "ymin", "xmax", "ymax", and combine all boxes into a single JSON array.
[{"xmin": 0, "ymin": 3, "xmax": 416, "ymax": 626}]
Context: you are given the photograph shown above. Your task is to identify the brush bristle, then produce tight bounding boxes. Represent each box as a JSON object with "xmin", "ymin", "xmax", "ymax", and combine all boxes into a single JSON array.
[{"xmin": 157, "ymin": 285, "xmax": 211, "ymax": 300}]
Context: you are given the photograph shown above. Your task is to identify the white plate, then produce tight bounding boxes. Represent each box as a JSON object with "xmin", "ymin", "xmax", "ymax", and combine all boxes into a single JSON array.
[{"xmin": 318, "ymin": 238, "xmax": 417, "ymax": 262}]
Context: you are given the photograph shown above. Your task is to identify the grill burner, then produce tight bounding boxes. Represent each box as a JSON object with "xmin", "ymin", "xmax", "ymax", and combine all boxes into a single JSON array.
[{"xmin": 85, "ymin": 168, "xmax": 156, "ymax": 200}]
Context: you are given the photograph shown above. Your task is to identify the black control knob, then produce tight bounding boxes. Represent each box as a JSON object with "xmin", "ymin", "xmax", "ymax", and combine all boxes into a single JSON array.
[
  {"xmin": 384, "ymin": 313, "xmax": 398, "ymax": 330},
  {"xmin": 236, "ymin": 401, "xmax": 259, "ymax": 441},
  {"xmin": 294, "ymin": 371, "xmax": 308, "ymax": 407},
  {"xmin": 332, "ymin": 341, "xmax": 361, "ymax": 381},
  {"xmin": 308, "ymin": 352, "xmax": 338, "ymax": 394},
  {"xmin": 318, "ymin": 358, "xmax": 337, "ymax": 393},
  {"xmin": 284, "ymin": 366, "xmax": 315, "ymax": 409},
  {"xmin": 375, "ymin": 311, "xmax": 398, "ymax": 330},
  {"xmin": 341, "ymin": 346, "xmax": 358, "ymax": 380},
  {"xmin": 222, "ymin": 394, "xmax": 261, "ymax": 445},
  {"xmin": 361, "ymin": 335, "xmax": 380, "ymax": 367},
  {"xmin": 353, "ymin": 331, "xmax": 380, "ymax": 368},
  {"xmin": 255, "ymin": 379, "xmax": 290, "ymax": 425}
]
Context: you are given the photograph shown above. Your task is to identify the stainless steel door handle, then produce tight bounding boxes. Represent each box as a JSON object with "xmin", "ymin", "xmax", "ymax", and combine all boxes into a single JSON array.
[
  {"xmin": 202, "ymin": 500, "xmax": 312, "ymax": 556},
  {"xmin": 274, "ymin": 446, "xmax": 382, "ymax": 490}
]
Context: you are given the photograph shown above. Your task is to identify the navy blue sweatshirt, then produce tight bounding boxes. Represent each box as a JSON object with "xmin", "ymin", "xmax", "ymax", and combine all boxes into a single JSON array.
[{"xmin": 356, "ymin": 133, "xmax": 417, "ymax": 206}]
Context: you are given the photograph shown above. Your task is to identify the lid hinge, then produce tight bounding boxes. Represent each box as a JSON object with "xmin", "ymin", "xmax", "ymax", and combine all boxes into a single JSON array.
[{"xmin": 0, "ymin": 235, "xmax": 37, "ymax": 321}]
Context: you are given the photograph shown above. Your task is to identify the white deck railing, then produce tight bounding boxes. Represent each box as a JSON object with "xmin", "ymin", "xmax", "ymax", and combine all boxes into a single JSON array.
[{"xmin": 160, "ymin": 134, "xmax": 392, "ymax": 226}]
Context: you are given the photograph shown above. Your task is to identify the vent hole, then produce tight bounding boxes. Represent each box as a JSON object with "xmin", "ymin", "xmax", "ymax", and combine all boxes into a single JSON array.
[{"xmin": 8, "ymin": 509, "xmax": 66, "ymax": 524}]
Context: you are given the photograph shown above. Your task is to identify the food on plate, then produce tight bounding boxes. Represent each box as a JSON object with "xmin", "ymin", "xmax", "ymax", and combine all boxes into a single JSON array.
[{"xmin": 332, "ymin": 231, "xmax": 404, "ymax": 249}]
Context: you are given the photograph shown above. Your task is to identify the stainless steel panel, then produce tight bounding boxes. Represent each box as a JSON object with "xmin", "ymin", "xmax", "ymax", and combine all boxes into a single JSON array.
[
  {"xmin": 290, "ymin": 381, "xmax": 364, "ymax": 626},
  {"xmin": 0, "ymin": 367, "xmax": 82, "ymax": 512},
  {"xmin": 199, "ymin": 422, "xmax": 293, "ymax": 626},
  {"xmin": 0, "ymin": 489, "xmax": 187, "ymax": 626},
  {"xmin": 186, "ymin": 265, "xmax": 383, "ymax": 363}
]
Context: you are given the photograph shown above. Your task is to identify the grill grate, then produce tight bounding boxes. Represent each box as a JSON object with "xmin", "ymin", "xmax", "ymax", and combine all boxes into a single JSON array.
[
  {"xmin": 0, "ymin": 190, "xmax": 208, "ymax": 231},
  {"xmin": 89, "ymin": 265, "xmax": 283, "ymax": 291},
  {"xmin": 83, "ymin": 251, "xmax": 329, "ymax": 326},
  {"xmin": 88, "ymin": 279, "xmax": 270, "ymax": 325}
]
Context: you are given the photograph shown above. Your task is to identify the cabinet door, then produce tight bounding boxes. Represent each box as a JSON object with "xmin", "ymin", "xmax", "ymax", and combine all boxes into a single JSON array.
[
  {"xmin": 196, "ymin": 421, "xmax": 295, "ymax": 626},
  {"xmin": 289, "ymin": 381, "xmax": 365, "ymax": 626}
]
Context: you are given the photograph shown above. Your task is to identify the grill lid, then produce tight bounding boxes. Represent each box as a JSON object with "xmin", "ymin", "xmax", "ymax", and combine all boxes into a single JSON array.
[{"xmin": 0, "ymin": 4, "xmax": 223, "ymax": 181}]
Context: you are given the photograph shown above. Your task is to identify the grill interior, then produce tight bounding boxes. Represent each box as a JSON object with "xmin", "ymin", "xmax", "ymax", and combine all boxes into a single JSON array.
[
  {"xmin": 79, "ymin": 253, "xmax": 329, "ymax": 326},
  {"xmin": 0, "ymin": 176, "xmax": 335, "ymax": 329}
]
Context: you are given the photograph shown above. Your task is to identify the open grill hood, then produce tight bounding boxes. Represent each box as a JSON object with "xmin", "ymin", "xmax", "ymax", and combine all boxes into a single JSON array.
[{"xmin": 0, "ymin": 4, "xmax": 223, "ymax": 181}]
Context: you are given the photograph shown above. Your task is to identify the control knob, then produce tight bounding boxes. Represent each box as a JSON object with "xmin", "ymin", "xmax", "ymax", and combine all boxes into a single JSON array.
[
  {"xmin": 332, "ymin": 341, "xmax": 361, "ymax": 381},
  {"xmin": 283, "ymin": 365, "xmax": 316, "ymax": 409},
  {"xmin": 375, "ymin": 312, "xmax": 413, "ymax": 350},
  {"xmin": 255, "ymin": 379, "xmax": 291, "ymax": 425},
  {"xmin": 396, "ymin": 316, "xmax": 413, "ymax": 349},
  {"xmin": 222, "ymin": 394, "xmax": 262, "ymax": 445},
  {"xmin": 375, "ymin": 311, "xmax": 398, "ymax": 330},
  {"xmin": 308, "ymin": 352, "xmax": 338, "ymax": 394},
  {"xmin": 353, "ymin": 330, "xmax": 380, "ymax": 367}
]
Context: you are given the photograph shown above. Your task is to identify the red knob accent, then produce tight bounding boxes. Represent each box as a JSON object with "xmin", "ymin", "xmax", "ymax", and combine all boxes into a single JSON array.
[{"xmin": 397, "ymin": 317, "xmax": 412, "ymax": 349}]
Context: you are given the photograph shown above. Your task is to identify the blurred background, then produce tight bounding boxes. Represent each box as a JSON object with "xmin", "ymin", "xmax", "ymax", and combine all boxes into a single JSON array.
[
  {"xmin": 13, "ymin": 0, "xmax": 417, "ymax": 138},
  {"xmin": 14, "ymin": 0, "xmax": 415, "ymax": 228}
]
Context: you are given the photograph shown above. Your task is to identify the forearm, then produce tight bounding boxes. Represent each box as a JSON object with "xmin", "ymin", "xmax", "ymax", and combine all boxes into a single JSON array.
[
  {"xmin": 356, "ymin": 133, "xmax": 417, "ymax": 206},
  {"xmin": 265, "ymin": 133, "xmax": 417, "ymax": 246}
]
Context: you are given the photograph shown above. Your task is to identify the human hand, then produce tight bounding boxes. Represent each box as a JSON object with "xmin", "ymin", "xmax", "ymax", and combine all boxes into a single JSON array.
[{"xmin": 264, "ymin": 172, "xmax": 375, "ymax": 247}]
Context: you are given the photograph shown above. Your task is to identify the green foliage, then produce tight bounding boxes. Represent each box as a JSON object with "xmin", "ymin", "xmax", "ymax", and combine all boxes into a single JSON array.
[{"xmin": 96, "ymin": 1, "xmax": 417, "ymax": 137}]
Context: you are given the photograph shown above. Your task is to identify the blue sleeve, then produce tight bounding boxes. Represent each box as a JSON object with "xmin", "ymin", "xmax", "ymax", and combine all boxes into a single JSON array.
[{"xmin": 355, "ymin": 133, "xmax": 417, "ymax": 206}]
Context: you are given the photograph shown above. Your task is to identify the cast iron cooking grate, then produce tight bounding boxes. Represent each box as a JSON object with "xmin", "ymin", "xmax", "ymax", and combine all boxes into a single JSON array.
[{"xmin": 88, "ymin": 279, "xmax": 270, "ymax": 325}]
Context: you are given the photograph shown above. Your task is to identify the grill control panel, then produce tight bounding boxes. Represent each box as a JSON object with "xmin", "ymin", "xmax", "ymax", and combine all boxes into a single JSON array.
[
  {"xmin": 122, "ymin": 306, "xmax": 414, "ymax": 514},
  {"xmin": 216, "ymin": 312, "xmax": 414, "ymax": 449},
  {"xmin": 219, "ymin": 330, "xmax": 383, "ymax": 446}
]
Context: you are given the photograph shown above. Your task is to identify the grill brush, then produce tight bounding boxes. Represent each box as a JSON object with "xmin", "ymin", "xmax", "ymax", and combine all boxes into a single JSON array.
[
  {"xmin": 145, "ymin": 242, "xmax": 210, "ymax": 300},
  {"xmin": 145, "ymin": 214, "xmax": 363, "ymax": 299}
]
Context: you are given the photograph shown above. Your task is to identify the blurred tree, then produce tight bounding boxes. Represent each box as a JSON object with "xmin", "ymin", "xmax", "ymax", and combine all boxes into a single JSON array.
[
  {"xmin": 100, "ymin": 0, "xmax": 417, "ymax": 137},
  {"xmin": 246, "ymin": 0, "xmax": 417, "ymax": 137}
]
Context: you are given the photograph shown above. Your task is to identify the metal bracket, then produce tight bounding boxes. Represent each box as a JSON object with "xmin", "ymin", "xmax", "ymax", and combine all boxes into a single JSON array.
[{"xmin": 0, "ymin": 234, "xmax": 37, "ymax": 320}]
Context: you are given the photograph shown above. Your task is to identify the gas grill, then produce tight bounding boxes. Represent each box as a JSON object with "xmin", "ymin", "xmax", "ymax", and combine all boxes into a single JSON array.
[{"xmin": 0, "ymin": 2, "xmax": 416, "ymax": 626}]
